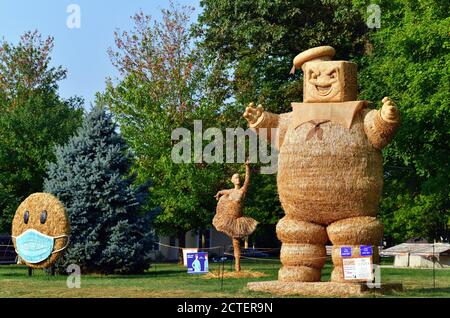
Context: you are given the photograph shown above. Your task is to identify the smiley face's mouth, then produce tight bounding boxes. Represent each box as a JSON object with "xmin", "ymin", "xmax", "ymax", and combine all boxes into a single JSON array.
[{"xmin": 315, "ymin": 85, "xmax": 332, "ymax": 96}]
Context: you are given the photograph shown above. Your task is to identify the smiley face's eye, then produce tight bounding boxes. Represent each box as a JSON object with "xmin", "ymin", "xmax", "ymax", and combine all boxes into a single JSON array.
[
  {"xmin": 24, "ymin": 211, "xmax": 29, "ymax": 224},
  {"xmin": 329, "ymin": 73, "xmax": 335, "ymax": 79},
  {"xmin": 40, "ymin": 210, "xmax": 47, "ymax": 224}
]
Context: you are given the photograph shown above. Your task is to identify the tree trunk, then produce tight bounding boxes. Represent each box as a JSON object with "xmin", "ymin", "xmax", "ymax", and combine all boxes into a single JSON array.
[
  {"xmin": 244, "ymin": 236, "xmax": 249, "ymax": 249},
  {"xmin": 232, "ymin": 238, "xmax": 241, "ymax": 272},
  {"xmin": 178, "ymin": 232, "xmax": 186, "ymax": 265},
  {"xmin": 201, "ymin": 232, "xmax": 206, "ymax": 248}
]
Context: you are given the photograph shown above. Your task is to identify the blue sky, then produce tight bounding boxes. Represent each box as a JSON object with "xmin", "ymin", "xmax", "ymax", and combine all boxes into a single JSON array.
[{"xmin": 0, "ymin": 0, "xmax": 201, "ymax": 109}]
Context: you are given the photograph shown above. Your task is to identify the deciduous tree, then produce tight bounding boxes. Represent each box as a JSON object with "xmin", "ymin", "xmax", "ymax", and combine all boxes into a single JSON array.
[
  {"xmin": 104, "ymin": 2, "xmax": 226, "ymax": 259},
  {"xmin": 0, "ymin": 31, "xmax": 82, "ymax": 232},
  {"xmin": 355, "ymin": 0, "xmax": 450, "ymax": 242}
]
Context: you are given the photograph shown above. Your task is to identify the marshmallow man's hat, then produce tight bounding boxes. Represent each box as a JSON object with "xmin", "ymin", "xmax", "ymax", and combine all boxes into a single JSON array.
[{"xmin": 289, "ymin": 46, "xmax": 336, "ymax": 74}]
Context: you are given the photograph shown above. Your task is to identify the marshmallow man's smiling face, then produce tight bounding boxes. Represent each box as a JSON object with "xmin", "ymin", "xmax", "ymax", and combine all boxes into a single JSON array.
[
  {"xmin": 302, "ymin": 60, "xmax": 357, "ymax": 103},
  {"xmin": 306, "ymin": 63, "xmax": 341, "ymax": 101}
]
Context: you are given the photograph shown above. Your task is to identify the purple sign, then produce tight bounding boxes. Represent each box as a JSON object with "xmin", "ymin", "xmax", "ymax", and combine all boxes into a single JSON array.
[
  {"xmin": 360, "ymin": 245, "xmax": 373, "ymax": 256},
  {"xmin": 340, "ymin": 246, "xmax": 352, "ymax": 257},
  {"xmin": 187, "ymin": 252, "xmax": 209, "ymax": 274}
]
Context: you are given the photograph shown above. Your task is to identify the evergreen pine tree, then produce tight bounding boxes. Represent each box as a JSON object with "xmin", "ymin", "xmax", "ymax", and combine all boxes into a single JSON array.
[{"xmin": 44, "ymin": 105, "xmax": 153, "ymax": 274}]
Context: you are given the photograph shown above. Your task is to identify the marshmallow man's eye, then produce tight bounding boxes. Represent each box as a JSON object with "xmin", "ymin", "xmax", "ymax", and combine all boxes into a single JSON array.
[
  {"xmin": 327, "ymin": 69, "xmax": 337, "ymax": 79},
  {"xmin": 24, "ymin": 211, "xmax": 29, "ymax": 224},
  {"xmin": 40, "ymin": 210, "xmax": 47, "ymax": 224},
  {"xmin": 309, "ymin": 70, "xmax": 319, "ymax": 80}
]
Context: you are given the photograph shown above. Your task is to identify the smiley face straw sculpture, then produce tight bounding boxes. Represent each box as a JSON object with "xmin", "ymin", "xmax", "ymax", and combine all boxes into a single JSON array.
[{"xmin": 12, "ymin": 193, "xmax": 70, "ymax": 269}]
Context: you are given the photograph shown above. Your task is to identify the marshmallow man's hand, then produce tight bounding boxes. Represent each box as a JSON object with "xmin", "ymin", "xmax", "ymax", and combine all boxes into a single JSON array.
[
  {"xmin": 243, "ymin": 102, "xmax": 264, "ymax": 125},
  {"xmin": 381, "ymin": 97, "xmax": 400, "ymax": 122}
]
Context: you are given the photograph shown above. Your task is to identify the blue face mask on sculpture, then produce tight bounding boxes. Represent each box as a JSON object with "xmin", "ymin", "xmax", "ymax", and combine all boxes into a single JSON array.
[{"xmin": 12, "ymin": 229, "xmax": 68, "ymax": 264}]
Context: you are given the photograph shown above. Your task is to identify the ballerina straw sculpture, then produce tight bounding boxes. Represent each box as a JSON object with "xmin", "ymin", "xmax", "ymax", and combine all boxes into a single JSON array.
[{"xmin": 213, "ymin": 160, "xmax": 258, "ymax": 272}]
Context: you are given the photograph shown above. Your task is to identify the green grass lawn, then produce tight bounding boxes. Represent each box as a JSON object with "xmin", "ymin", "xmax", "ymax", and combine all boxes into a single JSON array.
[{"xmin": 0, "ymin": 258, "xmax": 449, "ymax": 298}]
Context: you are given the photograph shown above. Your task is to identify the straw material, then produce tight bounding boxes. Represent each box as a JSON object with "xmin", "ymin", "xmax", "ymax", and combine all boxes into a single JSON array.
[
  {"xmin": 331, "ymin": 245, "xmax": 380, "ymax": 266},
  {"xmin": 278, "ymin": 266, "xmax": 321, "ymax": 282},
  {"xmin": 232, "ymin": 238, "xmax": 241, "ymax": 272},
  {"xmin": 213, "ymin": 195, "xmax": 257, "ymax": 238},
  {"xmin": 280, "ymin": 243, "xmax": 326, "ymax": 269},
  {"xmin": 247, "ymin": 280, "xmax": 403, "ymax": 296},
  {"xmin": 202, "ymin": 270, "xmax": 268, "ymax": 279},
  {"xmin": 250, "ymin": 111, "xmax": 292, "ymax": 151},
  {"xmin": 327, "ymin": 216, "xmax": 383, "ymax": 245},
  {"xmin": 293, "ymin": 46, "xmax": 335, "ymax": 70},
  {"xmin": 276, "ymin": 112, "xmax": 383, "ymax": 225},
  {"xmin": 364, "ymin": 109, "xmax": 400, "ymax": 150},
  {"xmin": 11, "ymin": 193, "xmax": 70, "ymax": 269},
  {"xmin": 276, "ymin": 217, "xmax": 328, "ymax": 244},
  {"xmin": 213, "ymin": 165, "xmax": 257, "ymax": 273},
  {"xmin": 331, "ymin": 266, "xmax": 347, "ymax": 283},
  {"xmin": 290, "ymin": 101, "xmax": 364, "ymax": 130},
  {"xmin": 249, "ymin": 111, "xmax": 279, "ymax": 146},
  {"xmin": 249, "ymin": 110, "xmax": 279, "ymax": 130},
  {"xmin": 276, "ymin": 112, "xmax": 292, "ymax": 150},
  {"xmin": 303, "ymin": 62, "xmax": 358, "ymax": 103}
]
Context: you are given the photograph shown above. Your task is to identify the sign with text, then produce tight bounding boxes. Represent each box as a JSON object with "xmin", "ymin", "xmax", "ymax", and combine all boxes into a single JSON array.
[
  {"xmin": 340, "ymin": 246, "xmax": 352, "ymax": 257},
  {"xmin": 360, "ymin": 245, "xmax": 373, "ymax": 256},
  {"xmin": 342, "ymin": 257, "xmax": 373, "ymax": 281},
  {"xmin": 187, "ymin": 252, "xmax": 208, "ymax": 274}
]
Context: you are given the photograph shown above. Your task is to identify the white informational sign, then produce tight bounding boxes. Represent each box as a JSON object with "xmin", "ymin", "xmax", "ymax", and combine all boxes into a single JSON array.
[
  {"xmin": 182, "ymin": 248, "xmax": 198, "ymax": 266},
  {"xmin": 342, "ymin": 257, "xmax": 373, "ymax": 281}
]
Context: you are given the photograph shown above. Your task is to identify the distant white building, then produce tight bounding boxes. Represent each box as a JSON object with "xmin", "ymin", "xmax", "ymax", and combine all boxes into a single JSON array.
[
  {"xmin": 148, "ymin": 228, "xmax": 232, "ymax": 261},
  {"xmin": 382, "ymin": 243, "xmax": 450, "ymax": 268}
]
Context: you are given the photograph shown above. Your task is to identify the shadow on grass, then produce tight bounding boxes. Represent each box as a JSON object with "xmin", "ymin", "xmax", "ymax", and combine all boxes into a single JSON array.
[
  {"xmin": 0, "ymin": 272, "xmax": 37, "ymax": 278},
  {"xmin": 407, "ymin": 287, "xmax": 450, "ymax": 295},
  {"xmin": 0, "ymin": 269, "xmax": 59, "ymax": 278},
  {"xmin": 96, "ymin": 269, "xmax": 187, "ymax": 280}
]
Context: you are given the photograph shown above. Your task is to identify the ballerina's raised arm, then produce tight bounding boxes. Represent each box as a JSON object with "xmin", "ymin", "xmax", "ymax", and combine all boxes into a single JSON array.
[{"xmin": 241, "ymin": 160, "xmax": 251, "ymax": 194}]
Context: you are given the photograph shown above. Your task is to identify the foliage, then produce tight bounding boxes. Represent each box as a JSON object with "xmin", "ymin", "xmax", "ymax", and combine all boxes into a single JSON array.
[
  {"xmin": 0, "ymin": 30, "xmax": 66, "ymax": 103},
  {"xmin": 44, "ymin": 106, "xmax": 153, "ymax": 274},
  {"xmin": 0, "ymin": 31, "xmax": 82, "ymax": 232},
  {"xmin": 355, "ymin": 0, "xmax": 450, "ymax": 242},
  {"xmin": 104, "ymin": 2, "xmax": 227, "ymax": 250},
  {"xmin": 195, "ymin": 0, "xmax": 368, "ymax": 112}
]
